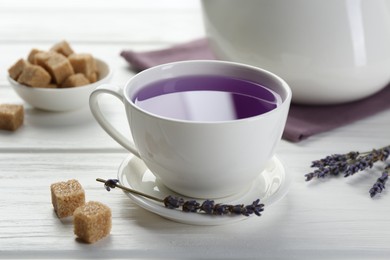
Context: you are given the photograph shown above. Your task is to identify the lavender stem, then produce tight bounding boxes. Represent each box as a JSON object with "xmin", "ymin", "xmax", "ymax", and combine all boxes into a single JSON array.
[{"xmin": 96, "ymin": 178, "xmax": 164, "ymax": 203}]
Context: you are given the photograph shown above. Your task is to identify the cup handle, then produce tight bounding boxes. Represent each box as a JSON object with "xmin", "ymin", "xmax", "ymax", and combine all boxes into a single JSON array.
[{"xmin": 89, "ymin": 84, "xmax": 141, "ymax": 158}]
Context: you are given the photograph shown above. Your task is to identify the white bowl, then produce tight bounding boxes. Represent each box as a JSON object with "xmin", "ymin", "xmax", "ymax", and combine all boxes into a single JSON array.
[
  {"xmin": 201, "ymin": 0, "xmax": 390, "ymax": 104},
  {"xmin": 8, "ymin": 58, "xmax": 112, "ymax": 112}
]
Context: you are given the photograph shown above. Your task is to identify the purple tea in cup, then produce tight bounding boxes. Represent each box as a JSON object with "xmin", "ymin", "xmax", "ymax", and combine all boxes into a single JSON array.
[{"xmin": 133, "ymin": 75, "xmax": 281, "ymax": 121}]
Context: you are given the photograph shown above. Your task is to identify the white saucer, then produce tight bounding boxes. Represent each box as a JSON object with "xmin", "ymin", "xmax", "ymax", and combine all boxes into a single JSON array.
[{"xmin": 117, "ymin": 155, "xmax": 291, "ymax": 225}]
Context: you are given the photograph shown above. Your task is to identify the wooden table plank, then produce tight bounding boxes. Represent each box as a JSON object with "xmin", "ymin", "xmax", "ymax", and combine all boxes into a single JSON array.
[{"xmin": 0, "ymin": 152, "xmax": 389, "ymax": 259}]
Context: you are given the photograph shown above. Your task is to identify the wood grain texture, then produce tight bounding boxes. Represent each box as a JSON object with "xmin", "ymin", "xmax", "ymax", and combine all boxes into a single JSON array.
[{"xmin": 0, "ymin": 0, "xmax": 389, "ymax": 259}]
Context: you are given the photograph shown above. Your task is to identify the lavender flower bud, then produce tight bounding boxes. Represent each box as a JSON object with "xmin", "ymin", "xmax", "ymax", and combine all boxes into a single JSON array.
[
  {"xmin": 245, "ymin": 199, "xmax": 264, "ymax": 216},
  {"xmin": 104, "ymin": 179, "xmax": 119, "ymax": 191},
  {"xmin": 200, "ymin": 200, "xmax": 215, "ymax": 214},
  {"xmin": 182, "ymin": 200, "xmax": 200, "ymax": 212},
  {"xmin": 230, "ymin": 204, "xmax": 245, "ymax": 215},
  {"xmin": 317, "ymin": 167, "xmax": 330, "ymax": 178},
  {"xmin": 369, "ymin": 172, "xmax": 389, "ymax": 197},
  {"xmin": 164, "ymin": 195, "xmax": 184, "ymax": 209},
  {"xmin": 213, "ymin": 204, "xmax": 229, "ymax": 215}
]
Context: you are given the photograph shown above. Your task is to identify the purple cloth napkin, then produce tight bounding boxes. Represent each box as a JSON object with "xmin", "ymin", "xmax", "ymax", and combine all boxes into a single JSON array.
[{"xmin": 120, "ymin": 39, "xmax": 390, "ymax": 142}]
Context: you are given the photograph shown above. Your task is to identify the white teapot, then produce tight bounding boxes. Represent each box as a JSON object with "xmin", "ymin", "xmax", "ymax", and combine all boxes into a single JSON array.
[{"xmin": 201, "ymin": 0, "xmax": 390, "ymax": 104}]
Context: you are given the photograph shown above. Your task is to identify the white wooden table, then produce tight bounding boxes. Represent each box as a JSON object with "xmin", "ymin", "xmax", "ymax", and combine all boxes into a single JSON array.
[{"xmin": 1, "ymin": 1, "xmax": 389, "ymax": 259}]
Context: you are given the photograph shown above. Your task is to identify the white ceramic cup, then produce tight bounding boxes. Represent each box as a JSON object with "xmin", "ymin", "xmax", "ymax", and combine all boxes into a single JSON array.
[
  {"xmin": 89, "ymin": 60, "xmax": 291, "ymax": 198},
  {"xmin": 201, "ymin": 0, "xmax": 390, "ymax": 104}
]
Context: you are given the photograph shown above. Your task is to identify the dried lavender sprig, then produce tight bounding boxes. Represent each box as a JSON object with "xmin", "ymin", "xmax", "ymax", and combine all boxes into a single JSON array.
[
  {"xmin": 305, "ymin": 145, "xmax": 390, "ymax": 181},
  {"xmin": 369, "ymin": 166, "xmax": 389, "ymax": 198},
  {"xmin": 97, "ymin": 178, "xmax": 264, "ymax": 217},
  {"xmin": 164, "ymin": 196, "xmax": 264, "ymax": 216},
  {"xmin": 305, "ymin": 145, "xmax": 390, "ymax": 198}
]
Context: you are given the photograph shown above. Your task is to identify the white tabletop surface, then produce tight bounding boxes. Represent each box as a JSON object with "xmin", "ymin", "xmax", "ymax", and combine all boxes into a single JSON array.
[{"xmin": 1, "ymin": 1, "xmax": 389, "ymax": 259}]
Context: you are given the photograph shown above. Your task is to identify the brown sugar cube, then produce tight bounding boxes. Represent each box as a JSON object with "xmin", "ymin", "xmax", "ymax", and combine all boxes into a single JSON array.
[
  {"xmin": 73, "ymin": 201, "xmax": 112, "ymax": 243},
  {"xmin": 27, "ymin": 49, "xmax": 43, "ymax": 64},
  {"xmin": 87, "ymin": 72, "xmax": 98, "ymax": 83},
  {"xmin": 34, "ymin": 51, "xmax": 62, "ymax": 74},
  {"xmin": 68, "ymin": 53, "xmax": 95, "ymax": 77},
  {"xmin": 34, "ymin": 51, "xmax": 54, "ymax": 65},
  {"xmin": 61, "ymin": 73, "xmax": 90, "ymax": 88},
  {"xmin": 36, "ymin": 52, "xmax": 74, "ymax": 84},
  {"xmin": 17, "ymin": 63, "xmax": 51, "ymax": 88},
  {"xmin": 50, "ymin": 179, "xmax": 85, "ymax": 218},
  {"xmin": 50, "ymin": 40, "xmax": 74, "ymax": 57},
  {"xmin": 0, "ymin": 104, "xmax": 24, "ymax": 131},
  {"xmin": 8, "ymin": 59, "xmax": 28, "ymax": 80}
]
